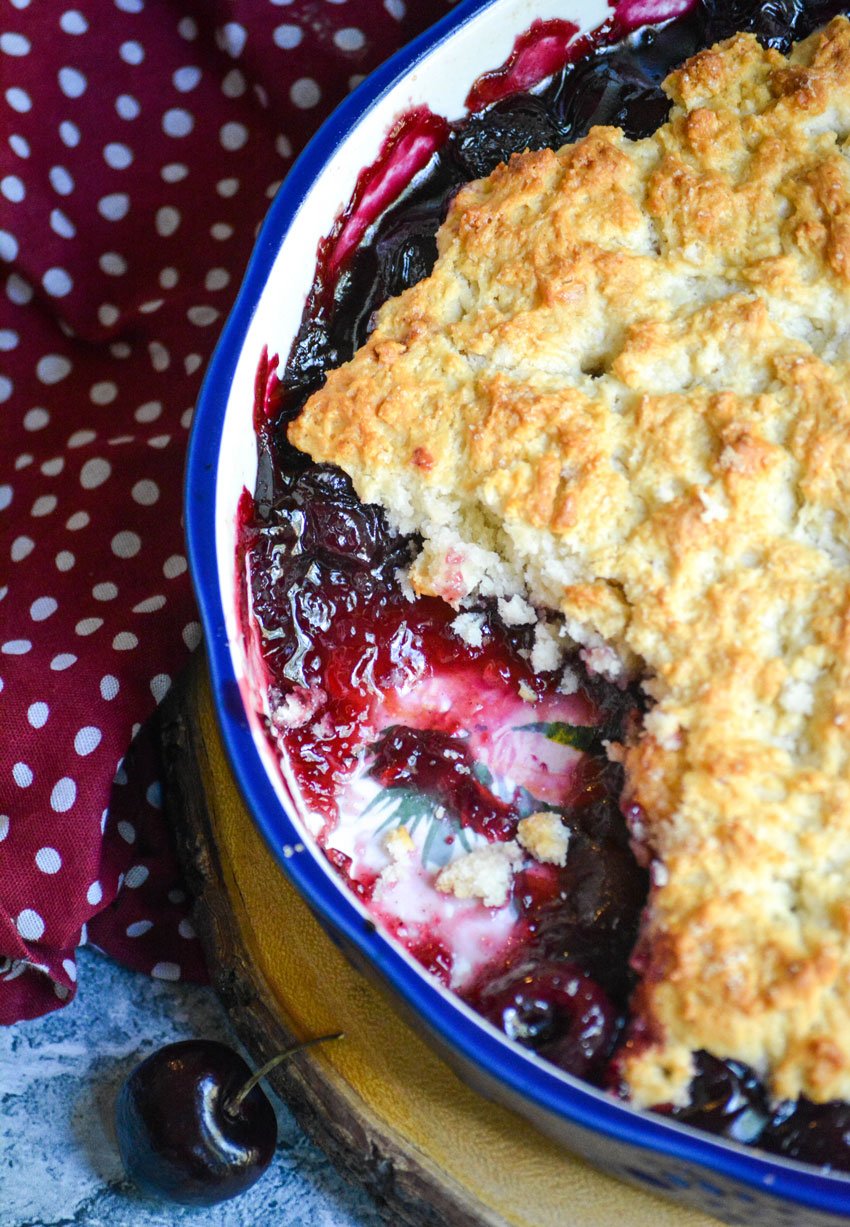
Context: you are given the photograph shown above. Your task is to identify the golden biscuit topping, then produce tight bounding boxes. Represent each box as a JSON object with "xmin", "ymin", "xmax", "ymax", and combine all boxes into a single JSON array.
[{"xmin": 290, "ymin": 19, "xmax": 850, "ymax": 1107}]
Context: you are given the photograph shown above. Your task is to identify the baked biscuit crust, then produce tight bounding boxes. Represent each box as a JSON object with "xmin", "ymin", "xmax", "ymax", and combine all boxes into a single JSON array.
[{"xmin": 290, "ymin": 19, "xmax": 850, "ymax": 1107}]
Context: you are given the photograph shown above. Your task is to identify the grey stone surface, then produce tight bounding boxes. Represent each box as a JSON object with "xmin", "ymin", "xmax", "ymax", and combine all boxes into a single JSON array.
[{"xmin": 0, "ymin": 947, "xmax": 384, "ymax": 1227}]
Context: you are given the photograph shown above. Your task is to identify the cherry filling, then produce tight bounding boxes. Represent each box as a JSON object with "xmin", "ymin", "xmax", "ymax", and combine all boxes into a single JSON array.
[{"xmin": 246, "ymin": 0, "xmax": 850, "ymax": 1168}]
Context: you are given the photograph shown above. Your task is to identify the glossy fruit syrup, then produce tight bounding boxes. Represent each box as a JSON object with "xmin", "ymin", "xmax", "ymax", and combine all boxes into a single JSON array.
[{"xmin": 245, "ymin": 0, "xmax": 850, "ymax": 1171}]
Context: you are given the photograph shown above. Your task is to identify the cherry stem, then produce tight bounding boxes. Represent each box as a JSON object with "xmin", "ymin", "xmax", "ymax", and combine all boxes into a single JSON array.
[{"xmin": 224, "ymin": 1033, "xmax": 343, "ymax": 1117}]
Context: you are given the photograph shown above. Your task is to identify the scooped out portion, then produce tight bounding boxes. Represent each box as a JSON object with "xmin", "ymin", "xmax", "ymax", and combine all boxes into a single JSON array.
[{"xmin": 290, "ymin": 18, "xmax": 850, "ymax": 1110}]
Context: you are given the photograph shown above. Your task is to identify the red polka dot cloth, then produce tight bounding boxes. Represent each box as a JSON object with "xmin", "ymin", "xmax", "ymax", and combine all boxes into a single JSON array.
[{"xmin": 0, "ymin": 0, "xmax": 452, "ymax": 1024}]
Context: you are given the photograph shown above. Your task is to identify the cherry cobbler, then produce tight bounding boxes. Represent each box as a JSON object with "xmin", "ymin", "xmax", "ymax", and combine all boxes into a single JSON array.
[{"xmin": 244, "ymin": 0, "xmax": 850, "ymax": 1170}]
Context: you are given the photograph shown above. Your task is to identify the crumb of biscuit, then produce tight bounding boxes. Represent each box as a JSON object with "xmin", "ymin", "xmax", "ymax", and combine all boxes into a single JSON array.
[
  {"xmin": 291, "ymin": 19, "xmax": 850, "ymax": 1108},
  {"xmin": 385, "ymin": 825, "xmax": 416, "ymax": 862},
  {"xmin": 517, "ymin": 812, "xmax": 570, "ymax": 867},
  {"xmin": 450, "ymin": 611, "xmax": 487, "ymax": 648},
  {"xmin": 435, "ymin": 842, "xmax": 523, "ymax": 908}
]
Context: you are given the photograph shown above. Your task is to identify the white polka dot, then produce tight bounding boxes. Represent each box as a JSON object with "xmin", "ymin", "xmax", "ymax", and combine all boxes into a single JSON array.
[
  {"xmin": 265, "ymin": 179, "xmax": 283, "ymax": 199},
  {"xmin": 93, "ymin": 582, "xmax": 118, "ymax": 602},
  {"xmin": 152, "ymin": 961, "xmax": 180, "ymax": 981},
  {"xmin": 66, "ymin": 508, "xmax": 91, "ymax": 526},
  {"xmin": 59, "ymin": 121, "xmax": 80, "ymax": 147},
  {"xmin": 16, "ymin": 910, "xmax": 45, "ymax": 941},
  {"xmin": 50, "ymin": 653, "xmax": 77, "ymax": 670},
  {"xmin": 178, "ymin": 16, "xmax": 197, "ymax": 39},
  {"xmin": 41, "ymin": 456, "xmax": 65, "ymax": 477},
  {"xmin": 126, "ymin": 919, "xmax": 153, "ymax": 937},
  {"xmin": 134, "ymin": 594, "xmax": 166, "ymax": 614},
  {"xmin": 219, "ymin": 121, "xmax": 248, "ymax": 151},
  {"xmin": 74, "ymin": 725, "xmax": 102, "ymax": 756},
  {"xmin": 113, "ymin": 631, "xmax": 138, "ymax": 650},
  {"xmin": 80, "ymin": 458, "xmax": 111, "ymax": 489},
  {"xmin": 3, "ymin": 639, "xmax": 31, "ymax": 655},
  {"xmin": 36, "ymin": 847, "xmax": 62, "ymax": 875},
  {"xmin": 63, "ymin": 958, "xmax": 77, "ymax": 982},
  {"xmin": 99, "ymin": 252, "xmax": 127, "ymax": 276},
  {"xmin": 37, "ymin": 354, "xmax": 72, "ymax": 384},
  {"xmin": 185, "ymin": 354, "xmax": 203, "ymax": 375},
  {"xmin": 50, "ymin": 165, "xmax": 75, "ymax": 195},
  {"xmin": 5, "ymin": 87, "xmax": 31, "ymax": 113},
  {"xmin": 103, "ymin": 141, "xmax": 133, "ymax": 169},
  {"xmin": 0, "ymin": 329, "xmax": 18, "ymax": 350},
  {"xmin": 158, "ymin": 267, "xmax": 178, "ymax": 289},
  {"xmin": 15, "ymin": 452, "xmax": 33, "ymax": 469},
  {"xmin": 215, "ymin": 177, "xmax": 239, "ymax": 198},
  {"xmin": 163, "ymin": 554, "xmax": 187, "ymax": 579},
  {"xmin": 50, "ymin": 207, "xmax": 76, "ymax": 239},
  {"xmin": 1, "ymin": 32, "xmax": 31, "ymax": 55},
  {"xmin": 150, "ymin": 434, "xmax": 171, "ymax": 448},
  {"xmin": 55, "ymin": 551, "xmax": 75, "ymax": 572},
  {"xmin": 384, "ymin": 0, "xmax": 405, "ymax": 17},
  {"xmin": 173, "ymin": 65, "xmax": 201, "ymax": 91},
  {"xmin": 54, "ymin": 983, "xmax": 70, "ymax": 1001},
  {"xmin": 2, "ymin": 175, "xmax": 25, "ymax": 203},
  {"xmin": 110, "ymin": 341, "xmax": 131, "ymax": 359},
  {"xmin": 130, "ymin": 479, "xmax": 159, "ymax": 507},
  {"xmin": 30, "ymin": 597, "xmax": 58, "ymax": 621},
  {"xmin": 290, "ymin": 77, "xmax": 321, "ymax": 109},
  {"xmin": 111, "ymin": 531, "xmax": 140, "ymax": 558},
  {"xmin": 28, "ymin": 702, "xmax": 49, "ymax": 728},
  {"xmin": 13, "ymin": 762, "xmax": 33, "ymax": 787},
  {"xmin": 150, "ymin": 673, "xmax": 171, "ymax": 703},
  {"xmin": 123, "ymin": 865, "xmax": 148, "ymax": 889},
  {"xmin": 273, "ymin": 23, "xmax": 302, "ymax": 48},
  {"xmin": 32, "ymin": 495, "xmax": 57, "ymax": 517},
  {"xmin": 221, "ymin": 68, "xmax": 245, "ymax": 98},
  {"xmin": 86, "ymin": 880, "xmax": 102, "ymax": 905},
  {"xmin": 0, "ymin": 230, "xmax": 18, "ymax": 261},
  {"xmin": 98, "ymin": 304, "xmax": 120, "ymax": 327},
  {"xmin": 210, "ymin": 222, "xmax": 233, "ymax": 240},
  {"xmin": 43, "ymin": 267, "xmax": 73, "ymax": 297},
  {"xmin": 162, "ymin": 108, "xmax": 193, "ymax": 137},
  {"xmin": 148, "ymin": 340, "xmax": 170, "ymax": 370},
  {"xmin": 12, "ymin": 536, "xmax": 33, "ymax": 561},
  {"xmin": 183, "ymin": 622, "xmax": 202, "ymax": 650},
  {"xmin": 100, "ymin": 674, "xmax": 119, "ymax": 700},
  {"xmin": 160, "ymin": 162, "xmax": 188, "ymax": 184},
  {"xmin": 178, "ymin": 918, "xmax": 196, "ymax": 940},
  {"xmin": 24, "ymin": 407, "xmax": 49, "ymax": 431},
  {"xmin": 218, "ymin": 21, "xmax": 247, "ymax": 56},
  {"xmin": 90, "ymin": 381, "xmax": 118, "ymax": 405},
  {"xmin": 98, "ymin": 192, "xmax": 130, "ymax": 221},
  {"xmin": 0, "ymin": 484, "xmax": 12, "ymax": 511},
  {"xmin": 334, "ymin": 26, "xmax": 365, "ymax": 51},
  {"xmin": 187, "ymin": 305, "xmax": 219, "ymax": 326},
  {"xmin": 115, "ymin": 93, "xmax": 140, "ymax": 120},
  {"xmin": 155, "ymin": 206, "xmax": 181, "ymax": 236},
  {"xmin": 58, "ymin": 66, "xmax": 87, "ymax": 97},
  {"xmin": 60, "ymin": 11, "xmax": 88, "ymax": 34},
  {"xmin": 50, "ymin": 777, "xmax": 76, "ymax": 812},
  {"xmin": 275, "ymin": 134, "xmax": 293, "ymax": 160},
  {"xmin": 119, "ymin": 40, "xmax": 144, "ymax": 64},
  {"xmin": 147, "ymin": 782, "xmax": 162, "ymax": 812},
  {"xmin": 6, "ymin": 273, "xmax": 33, "ymax": 304},
  {"xmin": 139, "ymin": 298, "xmax": 163, "ymax": 315},
  {"xmin": 0, "ymin": 816, "xmax": 8, "ymax": 841},
  {"xmin": 0, "ymin": 376, "xmax": 12, "ymax": 404},
  {"xmin": 75, "ymin": 617, "xmax": 103, "ymax": 636},
  {"xmin": 117, "ymin": 820, "xmax": 136, "ymax": 843},
  {"xmin": 135, "ymin": 401, "xmax": 162, "ymax": 424},
  {"xmin": 205, "ymin": 267, "xmax": 230, "ymax": 291},
  {"xmin": 115, "ymin": 0, "xmax": 144, "ymax": 10}
]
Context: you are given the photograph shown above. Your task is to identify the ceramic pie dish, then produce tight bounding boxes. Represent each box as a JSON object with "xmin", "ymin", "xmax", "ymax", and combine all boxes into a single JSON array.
[{"xmin": 185, "ymin": 1, "xmax": 850, "ymax": 1221}]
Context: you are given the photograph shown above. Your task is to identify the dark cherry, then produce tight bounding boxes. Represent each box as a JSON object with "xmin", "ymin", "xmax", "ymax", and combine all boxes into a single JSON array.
[
  {"xmin": 699, "ymin": 0, "xmax": 847, "ymax": 52},
  {"xmin": 116, "ymin": 1040, "xmax": 277, "ymax": 1205},
  {"xmin": 660, "ymin": 1053, "xmax": 770, "ymax": 1145},
  {"xmin": 116, "ymin": 1037, "xmax": 340, "ymax": 1205},
  {"xmin": 451, "ymin": 93, "xmax": 563, "ymax": 179},
  {"xmin": 469, "ymin": 960, "xmax": 618, "ymax": 1082},
  {"xmin": 761, "ymin": 1098, "xmax": 850, "ymax": 1171}
]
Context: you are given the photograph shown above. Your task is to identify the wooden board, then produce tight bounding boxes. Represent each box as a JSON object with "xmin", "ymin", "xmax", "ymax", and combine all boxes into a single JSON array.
[{"xmin": 160, "ymin": 658, "xmax": 722, "ymax": 1227}]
